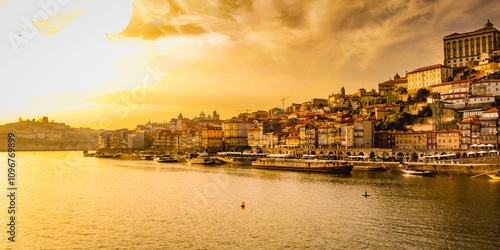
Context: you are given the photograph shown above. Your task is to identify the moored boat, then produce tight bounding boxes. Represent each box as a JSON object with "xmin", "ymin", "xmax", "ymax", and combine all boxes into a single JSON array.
[
  {"xmin": 486, "ymin": 173, "xmax": 500, "ymax": 180},
  {"xmin": 154, "ymin": 154, "xmax": 179, "ymax": 163},
  {"xmin": 251, "ymin": 154, "xmax": 353, "ymax": 174},
  {"xmin": 95, "ymin": 153, "xmax": 113, "ymax": 158},
  {"xmin": 82, "ymin": 151, "xmax": 95, "ymax": 157},
  {"xmin": 353, "ymin": 165, "xmax": 386, "ymax": 171},
  {"xmin": 187, "ymin": 153, "xmax": 218, "ymax": 165},
  {"xmin": 187, "ymin": 157, "xmax": 216, "ymax": 165},
  {"xmin": 140, "ymin": 155, "xmax": 155, "ymax": 160},
  {"xmin": 399, "ymin": 168, "xmax": 436, "ymax": 177},
  {"xmin": 216, "ymin": 152, "xmax": 268, "ymax": 164}
]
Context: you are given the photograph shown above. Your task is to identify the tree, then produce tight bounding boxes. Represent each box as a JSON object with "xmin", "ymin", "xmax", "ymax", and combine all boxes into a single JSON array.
[
  {"xmin": 18, "ymin": 117, "xmax": 23, "ymax": 122},
  {"xmin": 42, "ymin": 116, "xmax": 49, "ymax": 123},
  {"xmin": 375, "ymin": 96, "xmax": 387, "ymax": 104},
  {"xmin": 375, "ymin": 112, "xmax": 413, "ymax": 131},
  {"xmin": 441, "ymin": 119, "xmax": 459, "ymax": 130},
  {"xmin": 395, "ymin": 87, "xmax": 408, "ymax": 95},
  {"xmin": 421, "ymin": 106, "xmax": 432, "ymax": 117},
  {"xmin": 413, "ymin": 88, "xmax": 431, "ymax": 103}
]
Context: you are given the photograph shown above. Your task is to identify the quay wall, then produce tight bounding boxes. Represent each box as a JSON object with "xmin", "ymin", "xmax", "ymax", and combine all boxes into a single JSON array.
[{"xmin": 349, "ymin": 161, "xmax": 499, "ymax": 175}]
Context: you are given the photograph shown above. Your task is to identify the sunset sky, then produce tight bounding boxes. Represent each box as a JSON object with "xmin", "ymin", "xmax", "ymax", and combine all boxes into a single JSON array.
[{"xmin": 1, "ymin": 0, "xmax": 500, "ymax": 129}]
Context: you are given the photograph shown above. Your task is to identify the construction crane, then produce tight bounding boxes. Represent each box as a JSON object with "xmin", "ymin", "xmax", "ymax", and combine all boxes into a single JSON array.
[
  {"xmin": 281, "ymin": 96, "xmax": 291, "ymax": 110},
  {"xmin": 237, "ymin": 109, "xmax": 251, "ymax": 114}
]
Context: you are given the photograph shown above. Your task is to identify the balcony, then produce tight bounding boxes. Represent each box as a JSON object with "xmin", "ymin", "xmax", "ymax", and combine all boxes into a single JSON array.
[{"xmin": 481, "ymin": 132, "xmax": 497, "ymax": 135}]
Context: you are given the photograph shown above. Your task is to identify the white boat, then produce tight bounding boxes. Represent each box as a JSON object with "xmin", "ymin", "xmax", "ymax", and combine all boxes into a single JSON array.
[
  {"xmin": 216, "ymin": 152, "xmax": 268, "ymax": 164},
  {"xmin": 486, "ymin": 173, "xmax": 500, "ymax": 180},
  {"xmin": 252, "ymin": 154, "xmax": 353, "ymax": 174},
  {"xmin": 187, "ymin": 153, "xmax": 216, "ymax": 165},
  {"xmin": 154, "ymin": 155, "xmax": 179, "ymax": 163},
  {"xmin": 187, "ymin": 157, "xmax": 216, "ymax": 165},
  {"xmin": 399, "ymin": 168, "xmax": 436, "ymax": 177},
  {"xmin": 140, "ymin": 155, "xmax": 154, "ymax": 160}
]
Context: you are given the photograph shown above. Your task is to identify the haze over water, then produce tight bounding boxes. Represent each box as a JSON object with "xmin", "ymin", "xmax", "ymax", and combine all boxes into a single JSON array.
[{"xmin": 1, "ymin": 151, "xmax": 499, "ymax": 249}]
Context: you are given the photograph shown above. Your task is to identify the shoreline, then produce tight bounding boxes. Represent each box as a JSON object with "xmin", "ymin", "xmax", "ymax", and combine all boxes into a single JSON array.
[
  {"xmin": 349, "ymin": 161, "xmax": 500, "ymax": 175},
  {"xmin": 5, "ymin": 150, "xmax": 499, "ymax": 175}
]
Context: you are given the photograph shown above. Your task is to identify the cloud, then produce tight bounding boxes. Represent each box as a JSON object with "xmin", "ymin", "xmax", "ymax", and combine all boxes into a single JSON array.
[
  {"xmin": 0, "ymin": 0, "xmax": 10, "ymax": 8},
  {"xmin": 34, "ymin": 9, "xmax": 87, "ymax": 34},
  {"xmin": 4, "ymin": 0, "xmax": 500, "ymax": 129},
  {"xmin": 80, "ymin": 0, "xmax": 498, "ymax": 127}
]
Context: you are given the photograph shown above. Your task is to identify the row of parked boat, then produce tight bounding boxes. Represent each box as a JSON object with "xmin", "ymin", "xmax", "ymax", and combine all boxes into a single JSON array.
[
  {"xmin": 87, "ymin": 151, "xmax": 500, "ymax": 178},
  {"xmin": 105, "ymin": 152, "xmax": 355, "ymax": 174}
]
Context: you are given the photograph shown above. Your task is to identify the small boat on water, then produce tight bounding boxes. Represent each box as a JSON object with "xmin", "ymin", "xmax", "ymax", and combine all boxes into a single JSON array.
[
  {"xmin": 353, "ymin": 165, "xmax": 386, "ymax": 171},
  {"xmin": 140, "ymin": 155, "xmax": 155, "ymax": 160},
  {"xmin": 187, "ymin": 157, "xmax": 216, "ymax": 165},
  {"xmin": 252, "ymin": 154, "xmax": 353, "ymax": 174},
  {"xmin": 486, "ymin": 173, "xmax": 500, "ymax": 180},
  {"xmin": 187, "ymin": 153, "xmax": 218, "ymax": 165},
  {"xmin": 216, "ymin": 152, "xmax": 268, "ymax": 164},
  {"xmin": 95, "ymin": 153, "xmax": 113, "ymax": 158},
  {"xmin": 154, "ymin": 154, "xmax": 179, "ymax": 163},
  {"xmin": 83, "ymin": 151, "xmax": 95, "ymax": 157},
  {"xmin": 399, "ymin": 168, "xmax": 436, "ymax": 177}
]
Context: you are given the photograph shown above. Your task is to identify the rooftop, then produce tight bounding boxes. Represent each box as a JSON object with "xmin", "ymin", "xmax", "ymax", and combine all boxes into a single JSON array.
[{"xmin": 408, "ymin": 64, "xmax": 451, "ymax": 74}]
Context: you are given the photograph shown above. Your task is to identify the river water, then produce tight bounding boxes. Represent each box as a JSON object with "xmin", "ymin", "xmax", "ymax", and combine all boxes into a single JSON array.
[{"xmin": 1, "ymin": 151, "xmax": 499, "ymax": 249}]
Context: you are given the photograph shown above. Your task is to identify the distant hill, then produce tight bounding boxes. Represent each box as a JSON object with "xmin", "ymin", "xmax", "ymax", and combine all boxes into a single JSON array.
[{"xmin": 0, "ymin": 120, "xmax": 100, "ymax": 151}]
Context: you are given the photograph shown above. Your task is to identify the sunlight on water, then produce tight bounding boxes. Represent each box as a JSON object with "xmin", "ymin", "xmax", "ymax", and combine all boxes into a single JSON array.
[{"xmin": 1, "ymin": 152, "xmax": 499, "ymax": 248}]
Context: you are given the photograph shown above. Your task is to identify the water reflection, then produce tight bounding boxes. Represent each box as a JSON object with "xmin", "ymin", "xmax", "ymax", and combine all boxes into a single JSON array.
[{"xmin": 0, "ymin": 151, "xmax": 499, "ymax": 249}]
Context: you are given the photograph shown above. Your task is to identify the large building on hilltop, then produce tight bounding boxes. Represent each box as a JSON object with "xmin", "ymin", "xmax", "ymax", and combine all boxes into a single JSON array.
[
  {"xmin": 378, "ymin": 73, "xmax": 407, "ymax": 97},
  {"xmin": 444, "ymin": 20, "xmax": 500, "ymax": 68},
  {"xmin": 407, "ymin": 64, "xmax": 453, "ymax": 93}
]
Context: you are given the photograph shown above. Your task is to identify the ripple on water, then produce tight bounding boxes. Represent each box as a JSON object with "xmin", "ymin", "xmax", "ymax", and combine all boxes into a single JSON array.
[{"xmin": 2, "ymin": 152, "xmax": 499, "ymax": 249}]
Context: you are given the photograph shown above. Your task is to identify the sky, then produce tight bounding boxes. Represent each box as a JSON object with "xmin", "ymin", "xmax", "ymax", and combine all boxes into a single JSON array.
[{"xmin": 1, "ymin": 0, "xmax": 500, "ymax": 130}]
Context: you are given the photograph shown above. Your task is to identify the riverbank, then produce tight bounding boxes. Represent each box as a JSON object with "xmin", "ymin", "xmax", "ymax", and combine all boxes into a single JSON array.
[
  {"xmin": 89, "ymin": 152, "xmax": 500, "ymax": 175},
  {"xmin": 349, "ymin": 160, "xmax": 500, "ymax": 175}
]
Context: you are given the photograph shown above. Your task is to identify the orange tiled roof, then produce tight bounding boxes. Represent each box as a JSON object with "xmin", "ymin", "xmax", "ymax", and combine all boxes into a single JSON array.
[
  {"xmin": 432, "ymin": 79, "xmax": 471, "ymax": 87},
  {"xmin": 408, "ymin": 64, "xmax": 450, "ymax": 74},
  {"xmin": 379, "ymin": 77, "xmax": 407, "ymax": 86},
  {"xmin": 484, "ymin": 108, "xmax": 499, "ymax": 113}
]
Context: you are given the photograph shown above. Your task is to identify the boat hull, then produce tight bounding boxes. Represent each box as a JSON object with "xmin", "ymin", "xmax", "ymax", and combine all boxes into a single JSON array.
[
  {"xmin": 400, "ymin": 169, "xmax": 436, "ymax": 176},
  {"xmin": 188, "ymin": 159, "xmax": 206, "ymax": 164},
  {"xmin": 353, "ymin": 165, "xmax": 386, "ymax": 171},
  {"xmin": 252, "ymin": 164, "xmax": 353, "ymax": 174},
  {"xmin": 252, "ymin": 159, "xmax": 353, "ymax": 174},
  {"xmin": 216, "ymin": 157, "xmax": 252, "ymax": 164},
  {"xmin": 154, "ymin": 159, "xmax": 179, "ymax": 163},
  {"xmin": 487, "ymin": 174, "xmax": 500, "ymax": 180}
]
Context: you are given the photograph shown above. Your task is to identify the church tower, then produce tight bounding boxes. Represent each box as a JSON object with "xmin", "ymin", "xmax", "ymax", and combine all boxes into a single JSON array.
[{"xmin": 213, "ymin": 110, "xmax": 220, "ymax": 120}]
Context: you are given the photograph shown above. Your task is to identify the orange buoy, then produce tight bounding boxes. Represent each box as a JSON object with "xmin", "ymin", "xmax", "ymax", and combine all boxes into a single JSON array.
[
  {"xmin": 449, "ymin": 174, "xmax": 454, "ymax": 181},
  {"xmin": 241, "ymin": 201, "xmax": 245, "ymax": 208}
]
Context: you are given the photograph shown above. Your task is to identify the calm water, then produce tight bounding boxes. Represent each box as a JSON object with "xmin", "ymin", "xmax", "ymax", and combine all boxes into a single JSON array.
[{"xmin": 1, "ymin": 151, "xmax": 499, "ymax": 249}]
